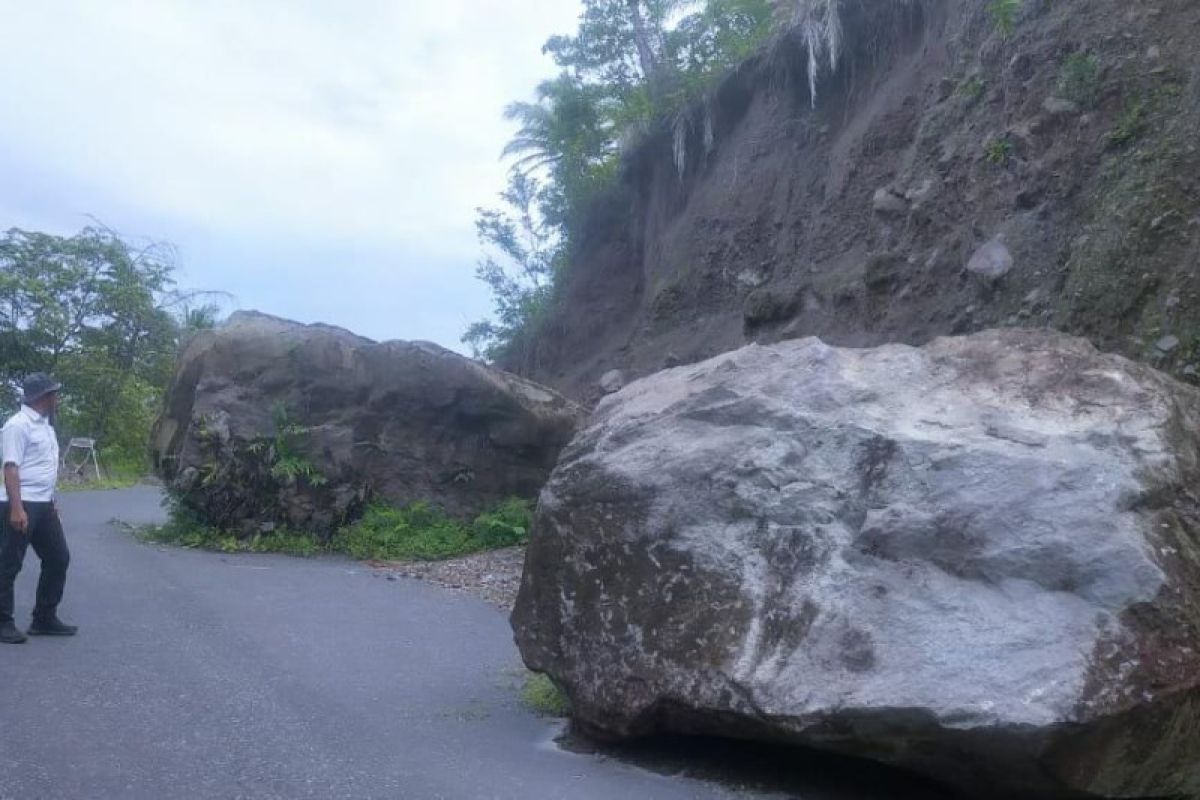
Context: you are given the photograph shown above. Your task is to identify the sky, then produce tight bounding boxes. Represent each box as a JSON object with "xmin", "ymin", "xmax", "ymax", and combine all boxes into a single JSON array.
[{"xmin": 0, "ymin": 1, "xmax": 582, "ymax": 352}]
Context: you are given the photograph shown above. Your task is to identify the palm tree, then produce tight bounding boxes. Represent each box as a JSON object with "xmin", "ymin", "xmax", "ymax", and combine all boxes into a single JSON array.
[{"xmin": 502, "ymin": 74, "xmax": 612, "ymax": 175}]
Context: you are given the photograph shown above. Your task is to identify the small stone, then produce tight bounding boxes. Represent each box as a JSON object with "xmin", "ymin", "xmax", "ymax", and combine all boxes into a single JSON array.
[
  {"xmin": 873, "ymin": 187, "xmax": 910, "ymax": 216},
  {"xmin": 1042, "ymin": 97, "xmax": 1080, "ymax": 115},
  {"xmin": 1147, "ymin": 45, "xmax": 1162, "ymax": 60},
  {"xmin": 599, "ymin": 370, "xmax": 626, "ymax": 395},
  {"xmin": 1182, "ymin": 365, "xmax": 1198, "ymax": 378},
  {"xmin": 1024, "ymin": 289, "xmax": 1043, "ymax": 306},
  {"xmin": 1156, "ymin": 335, "xmax": 1181, "ymax": 354},
  {"xmin": 967, "ymin": 237, "xmax": 1014, "ymax": 281},
  {"xmin": 1165, "ymin": 295, "xmax": 1181, "ymax": 310},
  {"xmin": 736, "ymin": 268, "xmax": 767, "ymax": 288}
]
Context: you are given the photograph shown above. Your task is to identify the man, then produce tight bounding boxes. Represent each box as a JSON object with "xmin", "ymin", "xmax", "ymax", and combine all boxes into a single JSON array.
[{"xmin": 0, "ymin": 373, "xmax": 77, "ymax": 644}]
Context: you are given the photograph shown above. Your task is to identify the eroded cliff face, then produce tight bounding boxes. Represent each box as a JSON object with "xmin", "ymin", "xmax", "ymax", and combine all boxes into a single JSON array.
[{"xmin": 505, "ymin": 0, "xmax": 1200, "ymax": 404}]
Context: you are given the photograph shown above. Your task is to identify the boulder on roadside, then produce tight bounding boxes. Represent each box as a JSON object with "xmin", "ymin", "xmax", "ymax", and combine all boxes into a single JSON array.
[
  {"xmin": 512, "ymin": 329, "xmax": 1200, "ymax": 799},
  {"xmin": 151, "ymin": 311, "xmax": 583, "ymax": 536}
]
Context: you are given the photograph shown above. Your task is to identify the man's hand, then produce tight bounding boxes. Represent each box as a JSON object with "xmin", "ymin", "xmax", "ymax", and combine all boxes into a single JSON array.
[{"xmin": 8, "ymin": 504, "xmax": 27, "ymax": 535}]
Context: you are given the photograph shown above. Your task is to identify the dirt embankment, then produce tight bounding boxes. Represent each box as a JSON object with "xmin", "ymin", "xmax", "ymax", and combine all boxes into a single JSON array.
[{"xmin": 505, "ymin": 0, "xmax": 1200, "ymax": 404}]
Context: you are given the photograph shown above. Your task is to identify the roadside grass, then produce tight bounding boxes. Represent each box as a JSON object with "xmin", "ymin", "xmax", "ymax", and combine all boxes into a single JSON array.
[
  {"xmin": 520, "ymin": 672, "xmax": 571, "ymax": 717},
  {"xmin": 128, "ymin": 497, "xmax": 534, "ymax": 562},
  {"xmin": 59, "ymin": 475, "xmax": 144, "ymax": 493},
  {"xmin": 59, "ymin": 453, "xmax": 148, "ymax": 493},
  {"xmin": 343, "ymin": 498, "xmax": 533, "ymax": 561}
]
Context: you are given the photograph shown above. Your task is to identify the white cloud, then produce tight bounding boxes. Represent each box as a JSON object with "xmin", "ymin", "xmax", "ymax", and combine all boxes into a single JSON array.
[{"xmin": 0, "ymin": 0, "xmax": 581, "ymax": 348}]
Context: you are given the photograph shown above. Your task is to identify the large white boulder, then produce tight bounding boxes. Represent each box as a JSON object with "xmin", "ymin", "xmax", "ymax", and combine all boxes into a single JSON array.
[{"xmin": 512, "ymin": 329, "xmax": 1200, "ymax": 798}]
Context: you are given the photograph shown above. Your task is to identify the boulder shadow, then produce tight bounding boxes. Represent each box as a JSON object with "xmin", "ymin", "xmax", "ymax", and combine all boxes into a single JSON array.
[{"xmin": 558, "ymin": 730, "xmax": 963, "ymax": 799}]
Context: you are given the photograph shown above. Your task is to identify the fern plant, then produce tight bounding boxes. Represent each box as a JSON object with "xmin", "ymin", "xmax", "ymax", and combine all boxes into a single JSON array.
[{"xmin": 268, "ymin": 404, "xmax": 327, "ymax": 487}]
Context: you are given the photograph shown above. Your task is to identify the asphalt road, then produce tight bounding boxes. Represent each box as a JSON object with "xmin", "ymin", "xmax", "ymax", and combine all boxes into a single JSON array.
[{"xmin": 0, "ymin": 488, "xmax": 946, "ymax": 800}]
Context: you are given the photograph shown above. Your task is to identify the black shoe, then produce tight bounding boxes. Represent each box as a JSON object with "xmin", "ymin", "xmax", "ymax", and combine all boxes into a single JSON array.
[
  {"xmin": 0, "ymin": 621, "xmax": 27, "ymax": 644},
  {"xmin": 27, "ymin": 616, "xmax": 77, "ymax": 637}
]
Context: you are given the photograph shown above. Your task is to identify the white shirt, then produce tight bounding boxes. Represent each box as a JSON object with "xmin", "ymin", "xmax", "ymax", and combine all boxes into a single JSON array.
[{"xmin": 1, "ymin": 405, "xmax": 60, "ymax": 502}]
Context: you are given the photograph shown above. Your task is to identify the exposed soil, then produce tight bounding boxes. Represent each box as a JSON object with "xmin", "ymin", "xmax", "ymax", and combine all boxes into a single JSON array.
[{"xmin": 505, "ymin": 0, "xmax": 1200, "ymax": 406}]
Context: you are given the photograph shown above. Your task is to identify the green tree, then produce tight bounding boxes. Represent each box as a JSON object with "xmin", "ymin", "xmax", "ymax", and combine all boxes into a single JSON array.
[
  {"xmin": 0, "ymin": 226, "xmax": 200, "ymax": 473},
  {"xmin": 502, "ymin": 74, "xmax": 616, "ymax": 226},
  {"xmin": 544, "ymin": 0, "xmax": 685, "ymax": 91},
  {"xmin": 463, "ymin": 171, "xmax": 562, "ymax": 361}
]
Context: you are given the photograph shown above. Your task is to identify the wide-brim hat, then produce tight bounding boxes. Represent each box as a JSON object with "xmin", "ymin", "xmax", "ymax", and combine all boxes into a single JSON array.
[{"xmin": 21, "ymin": 373, "xmax": 63, "ymax": 403}]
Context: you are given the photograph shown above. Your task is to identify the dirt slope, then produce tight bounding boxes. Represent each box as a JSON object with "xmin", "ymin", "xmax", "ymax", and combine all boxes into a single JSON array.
[{"xmin": 505, "ymin": 0, "xmax": 1200, "ymax": 404}]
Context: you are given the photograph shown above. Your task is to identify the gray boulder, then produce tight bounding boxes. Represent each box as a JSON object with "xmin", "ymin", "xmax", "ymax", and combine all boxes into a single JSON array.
[
  {"xmin": 512, "ymin": 329, "xmax": 1200, "ymax": 798},
  {"xmin": 152, "ymin": 311, "xmax": 583, "ymax": 535},
  {"xmin": 967, "ymin": 236, "xmax": 1014, "ymax": 280}
]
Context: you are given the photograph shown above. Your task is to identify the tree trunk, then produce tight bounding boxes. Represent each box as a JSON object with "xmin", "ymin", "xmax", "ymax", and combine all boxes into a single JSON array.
[{"xmin": 626, "ymin": 0, "xmax": 660, "ymax": 83}]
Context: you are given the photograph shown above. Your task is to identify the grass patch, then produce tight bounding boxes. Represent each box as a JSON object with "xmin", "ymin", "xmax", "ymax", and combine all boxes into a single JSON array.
[
  {"xmin": 131, "ymin": 497, "xmax": 534, "ymax": 562},
  {"xmin": 987, "ymin": 0, "xmax": 1022, "ymax": 37},
  {"xmin": 1057, "ymin": 53, "xmax": 1101, "ymax": 109},
  {"xmin": 131, "ymin": 511, "xmax": 330, "ymax": 556},
  {"xmin": 959, "ymin": 75, "xmax": 986, "ymax": 104},
  {"xmin": 342, "ymin": 498, "xmax": 533, "ymax": 561},
  {"xmin": 985, "ymin": 137, "xmax": 1013, "ymax": 165},
  {"xmin": 1107, "ymin": 101, "xmax": 1147, "ymax": 148},
  {"xmin": 520, "ymin": 672, "xmax": 571, "ymax": 717}
]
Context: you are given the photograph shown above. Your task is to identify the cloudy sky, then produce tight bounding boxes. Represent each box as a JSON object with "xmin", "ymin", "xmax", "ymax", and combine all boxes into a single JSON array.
[{"xmin": 0, "ymin": 1, "xmax": 582, "ymax": 351}]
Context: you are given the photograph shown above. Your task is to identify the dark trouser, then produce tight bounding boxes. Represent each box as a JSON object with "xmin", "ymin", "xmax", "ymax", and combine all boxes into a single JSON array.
[{"xmin": 0, "ymin": 501, "xmax": 70, "ymax": 624}]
